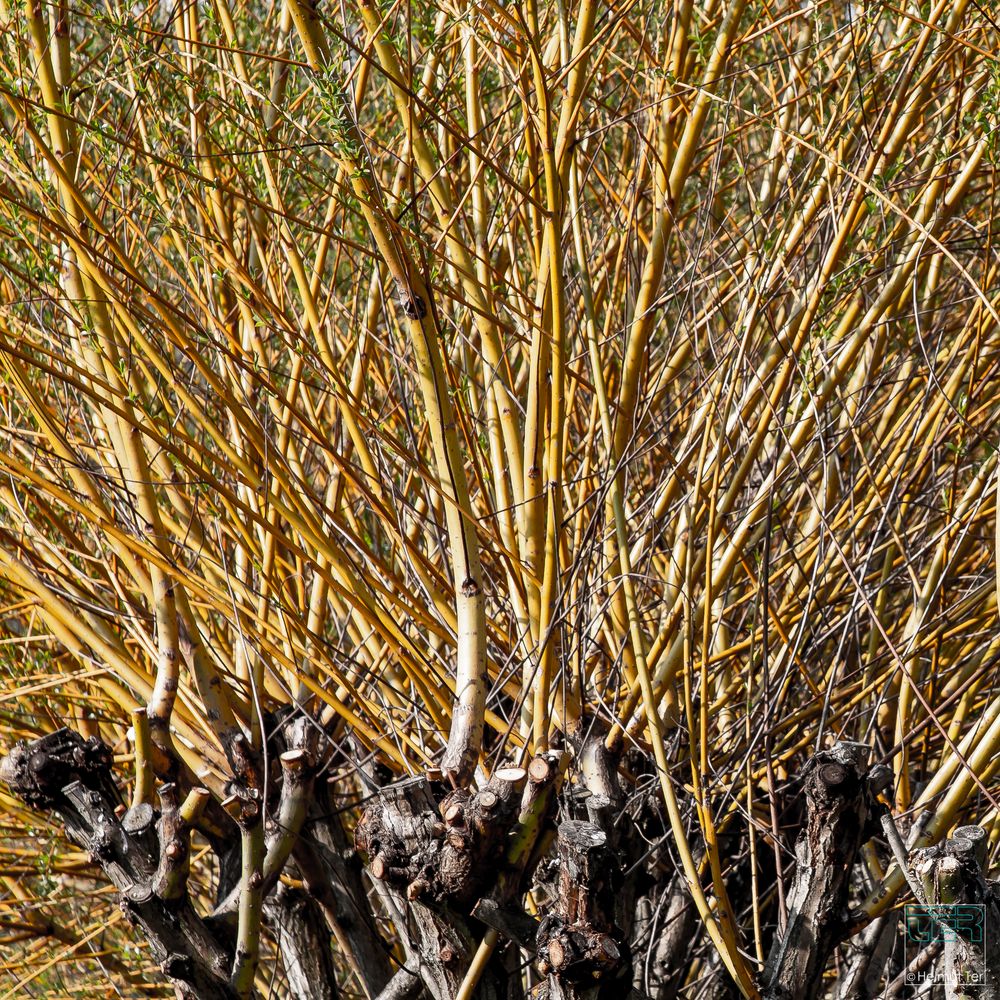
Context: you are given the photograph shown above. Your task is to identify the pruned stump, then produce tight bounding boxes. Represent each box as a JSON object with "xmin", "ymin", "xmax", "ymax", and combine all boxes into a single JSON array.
[
  {"xmin": 0, "ymin": 727, "xmax": 117, "ymax": 809},
  {"xmin": 0, "ymin": 729, "xmax": 237, "ymax": 1000},
  {"xmin": 762, "ymin": 741, "xmax": 876, "ymax": 1000},
  {"xmin": 535, "ymin": 820, "xmax": 626, "ymax": 1000},
  {"xmin": 355, "ymin": 776, "xmax": 505, "ymax": 1000}
]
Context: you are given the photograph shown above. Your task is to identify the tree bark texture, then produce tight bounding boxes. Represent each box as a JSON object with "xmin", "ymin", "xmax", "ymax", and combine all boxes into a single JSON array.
[
  {"xmin": 536, "ymin": 820, "xmax": 627, "ymax": 1000},
  {"xmin": 266, "ymin": 882, "xmax": 341, "ymax": 1000},
  {"xmin": 0, "ymin": 729, "xmax": 238, "ymax": 999},
  {"xmin": 762, "ymin": 740, "xmax": 877, "ymax": 1000}
]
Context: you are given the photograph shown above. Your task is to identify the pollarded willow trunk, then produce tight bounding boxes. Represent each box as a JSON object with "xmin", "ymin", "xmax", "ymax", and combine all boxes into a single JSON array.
[
  {"xmin": 7, "ymin": 729, "xmax": 989, "ymax": 1000},
  {"xmin": 760, "ymin": 742, "xmax": 879, "ymax": 1000},
  {"xmin": 0, "ymin": 729, "xmax": 238, "ymax": 1000},
  {"xmin": 0, "ymin": 720, "xmax": 655, "ymax": 1000},
  {"xmin": 908, "ymin": 828, "xmax": 1000, "ymax": 1000}
]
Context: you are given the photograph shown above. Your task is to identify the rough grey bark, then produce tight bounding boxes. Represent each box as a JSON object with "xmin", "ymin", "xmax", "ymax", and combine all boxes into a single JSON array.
[
  {"xmin": 352, "ymin": 757, "xmax": 576, "ymax": 1000},
  {"xmin": 761, "ymin": 740, "xmax": 877, "ymax": 1000},
  {"xmin": 373, "ymin": 968, "xmax": 425, "ymax": 1000},
  {"xmin": 266, "ymin": 882, "xmax": 341, "ymax": 1000},
  {"xmin": 0, "ymin": 725, "xmax": 363, "ymax": 1000},
  {"xmin": 292, "ymin": 827, "xmax": 395, "ymax": 998},
  {"xmin": 471, "ymin": 898, "xmax": 540, "ymax": 949},
  {"xmin": 0, "ymin": 729, "xmax": 238, "ymax": 1000},
  {"xmin": 574, "ymin": 727, "xmax": 639, "ymax": 939},
  {"xmin": 535, "ymin": 820, "xmax": 627, "ymax": 1000},
  {"xmin": 632, "ymin": 886, "xmax": 696, "ymax": 997},
  {"xmin": 835, "ymin": 913, "xmax": 899, "ymax": 1000},
  {"xmin": 4, "ymin": 727, "xmax": 913, "ymax": 1000},
  {"xmin": 304, "ymin": 737, "xmax": 403, "ymax": 998},
  {"xmin": 355, "ymin": 776, "xmax": 504, "ymax": 1000}
]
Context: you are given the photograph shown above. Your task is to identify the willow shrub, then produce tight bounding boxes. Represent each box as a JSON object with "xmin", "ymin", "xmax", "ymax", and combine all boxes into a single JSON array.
[{"xmin": 0, "ymin": 0, "xmax": 998, "ymax": 995}]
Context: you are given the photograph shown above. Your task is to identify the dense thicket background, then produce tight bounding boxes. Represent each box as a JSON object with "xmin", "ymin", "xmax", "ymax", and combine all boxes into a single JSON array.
[{"xmin": 1, "ymin": 0, "xmax": 999, "ymax": 994}]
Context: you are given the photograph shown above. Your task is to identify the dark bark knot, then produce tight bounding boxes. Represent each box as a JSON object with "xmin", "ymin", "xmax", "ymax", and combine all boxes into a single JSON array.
[
  {"xmin": 0, "ymin": 728, "xmax": 114, "ymax": 809},
  {"xmin": 395, "ymin": 282, "xmax": 428, "ymax": 320}
]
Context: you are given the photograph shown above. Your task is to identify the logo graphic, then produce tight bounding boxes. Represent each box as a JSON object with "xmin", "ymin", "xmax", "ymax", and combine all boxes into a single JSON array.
[{"xmin": 901, "ymin": 904, "xmax": 986, "ymax": 990}]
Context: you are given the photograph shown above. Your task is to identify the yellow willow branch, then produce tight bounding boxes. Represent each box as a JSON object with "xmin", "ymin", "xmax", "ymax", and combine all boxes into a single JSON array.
[{"xmin": 286, "ymin": 0, "xmax": 486, "ymax": 784}]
